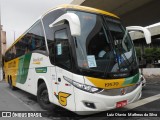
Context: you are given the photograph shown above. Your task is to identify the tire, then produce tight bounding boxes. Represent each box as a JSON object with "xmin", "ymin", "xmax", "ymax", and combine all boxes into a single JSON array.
[
  {"xmin": 37, "ymin": 83, "xmax": 54, "ymax": 111},
  {"xmin": 8, "ymin": 78, "xmax": 16, "ymax": 90}
]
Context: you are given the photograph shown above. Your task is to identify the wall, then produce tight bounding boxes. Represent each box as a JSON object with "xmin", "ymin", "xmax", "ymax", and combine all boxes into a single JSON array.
[
  {"xmin": 143, "ymin": 68, "xmax": 160, "ymax": 77},
  {"xmin": 1, "ymin": 31, "xmax": 6, "ymax": 55}
]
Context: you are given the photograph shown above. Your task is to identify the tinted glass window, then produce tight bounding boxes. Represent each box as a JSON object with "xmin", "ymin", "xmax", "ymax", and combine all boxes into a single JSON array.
[
  {"xmin": 5, "ymin": 21, "xmax": 46, "ymax": 61},
  {"xmin": 42, "ymin": 9, "xmax": 65, "ymax": 57},
  {"xmin": 55, "ymin": 29, "xmax": 72, "ymax": 70},
  {"xmin": 48, "ymin": 41, "xmax": 55, "ymax": 64},
  {"xmin": 27, "ymin": 21, "xmax": 46, "ymax": 51}
]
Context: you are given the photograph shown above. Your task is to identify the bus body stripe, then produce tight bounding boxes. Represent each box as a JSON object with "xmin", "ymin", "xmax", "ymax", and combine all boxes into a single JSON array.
[
  {"xmin": 16, "ymin": 53, "xmax": 32, "ymax": 84},
  {"xmin": 86, "ymin": 73, "xmax": 140, "ymax": 89},
  {"xmin": 123, "ymin": 73, "xmax": 140, "ymax": 86}
]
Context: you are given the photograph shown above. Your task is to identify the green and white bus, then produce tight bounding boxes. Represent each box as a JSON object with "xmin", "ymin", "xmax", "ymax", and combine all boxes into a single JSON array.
[{"xmin": 4, "ymin": 5, "xmax": 151, "ymax": 115}]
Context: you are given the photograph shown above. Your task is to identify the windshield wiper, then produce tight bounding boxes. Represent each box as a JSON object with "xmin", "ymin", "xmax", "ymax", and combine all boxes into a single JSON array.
[{"xmin": 117, "ymin": 31, "xmax": 135, "ymax": 68}]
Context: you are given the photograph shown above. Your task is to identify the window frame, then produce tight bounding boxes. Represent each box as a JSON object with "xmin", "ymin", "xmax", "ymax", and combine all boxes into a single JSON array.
[
  {"xmin": 52, "ymin": 24, "xmax": 74, "ymax": 71},
  {"xmin": 4, "ymin": 20, "xmax": 47, "ymax": 62}
]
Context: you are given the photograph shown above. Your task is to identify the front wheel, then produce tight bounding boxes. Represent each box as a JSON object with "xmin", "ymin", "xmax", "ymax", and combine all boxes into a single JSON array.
[{"xmin": 37, "ymin": 83, "xmax": 54, "ymax": 111}]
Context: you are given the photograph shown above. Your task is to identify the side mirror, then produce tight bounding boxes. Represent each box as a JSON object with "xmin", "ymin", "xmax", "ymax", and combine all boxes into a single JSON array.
[
  {"xmin": 126, "ymin": 26, "xmax": 151, "ymax": 44},
  {"xmin": 49, "ymin": 13, "xmax": 81, "ymax": 36}
]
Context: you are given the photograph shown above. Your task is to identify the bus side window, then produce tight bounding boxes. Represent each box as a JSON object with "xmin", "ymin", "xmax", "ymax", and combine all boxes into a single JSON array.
[
  {"xmin": 28, "ymin": 21, "xmax": 46, "ymax": 52},
  {"xmin": 54, "ymin": 29, "xmax": 72, "ymax": 70},
  {"xmin": 48, "ymin": 41, "xmax": 55, "ymax": 64}
]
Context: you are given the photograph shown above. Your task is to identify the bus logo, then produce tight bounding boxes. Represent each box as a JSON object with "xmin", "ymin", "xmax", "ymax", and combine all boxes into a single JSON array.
[
  {"xmin": 121, "ymin": 88, "xmax": 126, "ymax": 95},
  {"xmin": 54, "ymin": 92, "xmax": 71, "ymax": 106}
]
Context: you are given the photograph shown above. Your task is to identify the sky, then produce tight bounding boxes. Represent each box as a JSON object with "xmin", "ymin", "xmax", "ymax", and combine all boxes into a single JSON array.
[{"xmin": 1, "ymin": 0, "xmax": 73, "ymax": 48}]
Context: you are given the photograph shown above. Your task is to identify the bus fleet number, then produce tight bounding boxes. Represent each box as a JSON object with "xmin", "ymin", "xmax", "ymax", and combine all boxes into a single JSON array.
[{"xmin": 105, "ymin": 82, "xmax": 119, "ymax": 87}]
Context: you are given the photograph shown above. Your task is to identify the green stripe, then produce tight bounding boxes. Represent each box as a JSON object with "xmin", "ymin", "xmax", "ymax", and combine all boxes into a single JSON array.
[
  {"xmin": 17, "ymin": 53, "xmax": 32, "ymax": 84},
  {"xmin": 122, "ymin": 73, "xmax": 140, "ymax": 86},
  {"xmin": 35, "ymin": 67, "xmax": 47, "ymax": 73}
]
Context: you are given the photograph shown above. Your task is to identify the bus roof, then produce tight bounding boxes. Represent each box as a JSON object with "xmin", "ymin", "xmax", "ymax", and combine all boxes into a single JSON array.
[
  {"xmin": 43, "ymin": 4, "xmax": 119, "ymax": 19},
  {"xmin": 6, "ymin": 4, "xmax": 119, "ymax": 53}
]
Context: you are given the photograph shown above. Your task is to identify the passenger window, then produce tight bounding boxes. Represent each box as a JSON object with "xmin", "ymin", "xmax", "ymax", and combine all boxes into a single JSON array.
[
  {"xmin": 27, "ymin": 21, "xmax": 46, "ymax": 52},
  {"xmin": 48, "ymin": 41, "xmax": 55, "ymax": 64},
  {"xmin": 54, "ymin": 29, "xmax": 72, "ymax": 70}
]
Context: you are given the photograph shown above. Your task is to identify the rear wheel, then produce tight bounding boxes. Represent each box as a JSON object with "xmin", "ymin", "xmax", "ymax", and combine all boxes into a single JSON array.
[
  {"xmin": 8, "ymin": 78, "xmax": 16, "ymax": 90},
  {"xmin": 37, "ymin": 83, "xmax": 54, "ymax": 111}
]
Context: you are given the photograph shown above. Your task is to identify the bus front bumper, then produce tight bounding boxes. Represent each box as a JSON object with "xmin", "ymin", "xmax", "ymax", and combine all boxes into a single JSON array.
[{"xmin": 74, "ymin": 83, "xmax": 142, "ymax": 115}]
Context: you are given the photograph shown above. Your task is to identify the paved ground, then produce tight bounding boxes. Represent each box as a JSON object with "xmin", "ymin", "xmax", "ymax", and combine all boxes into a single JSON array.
[{"xmin": 0, "ymin": 77, "xmax": 160, "ymax": 120}]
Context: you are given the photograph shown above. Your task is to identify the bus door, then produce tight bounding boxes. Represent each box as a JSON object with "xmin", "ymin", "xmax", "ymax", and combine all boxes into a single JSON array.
[{"xmin": 52, "ymin": 24, "xmax": 75, "ymax": 110}]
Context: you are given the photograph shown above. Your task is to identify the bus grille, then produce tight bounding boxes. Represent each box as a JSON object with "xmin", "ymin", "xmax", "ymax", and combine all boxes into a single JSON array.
[{"xmin": 99, "ymin": 84, "xmax": 139, "ymax": 96}]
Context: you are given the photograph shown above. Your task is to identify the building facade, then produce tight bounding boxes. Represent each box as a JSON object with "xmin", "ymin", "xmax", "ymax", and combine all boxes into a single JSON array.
[{"xmin": 0, "ymin": 26, "xmax": 7, "ymax": 81}]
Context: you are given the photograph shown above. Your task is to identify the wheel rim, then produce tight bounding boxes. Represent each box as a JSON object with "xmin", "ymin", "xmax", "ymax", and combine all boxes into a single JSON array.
[{"xmin": 40, "ymin": 89, "xmax": 50, "ymax": 104}]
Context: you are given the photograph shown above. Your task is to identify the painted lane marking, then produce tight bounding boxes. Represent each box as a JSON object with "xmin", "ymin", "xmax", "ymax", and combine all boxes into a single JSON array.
[{"xmin": 124, "ymin": 94, "xmax": 160, "ymax": 110}]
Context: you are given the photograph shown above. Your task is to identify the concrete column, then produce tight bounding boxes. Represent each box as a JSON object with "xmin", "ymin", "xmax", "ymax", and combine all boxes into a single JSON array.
[
  {"xmin": 0, "ymin": 26, "xmax": 2, "ymax": 81},
  {"xmin": 0, "ymin": 68, "xmax": 2, "ymax": 81},
  {"xmin": 71, "ymin": 0, "xmax": 85, "ymax": 5}
]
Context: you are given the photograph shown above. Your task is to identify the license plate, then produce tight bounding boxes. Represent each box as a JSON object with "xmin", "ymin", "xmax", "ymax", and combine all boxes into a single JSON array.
[{"xmin": 116, "ymin": 100, "xmax": 127, "ymax": 108}]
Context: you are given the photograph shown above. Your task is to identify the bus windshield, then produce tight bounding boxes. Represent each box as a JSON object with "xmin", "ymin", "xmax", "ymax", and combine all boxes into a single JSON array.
[{"xmin": 69, "ymin": 11, "xmax": 138, "ymax": 77}]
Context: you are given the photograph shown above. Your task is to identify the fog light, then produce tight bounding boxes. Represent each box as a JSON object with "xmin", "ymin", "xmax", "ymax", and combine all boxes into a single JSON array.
[{"xmin": 83, "ymin": 102, "xmax": 96, "ymax": 109}]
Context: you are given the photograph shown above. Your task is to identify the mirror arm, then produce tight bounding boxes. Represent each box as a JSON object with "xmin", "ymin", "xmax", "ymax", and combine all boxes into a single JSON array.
[
  {"xmin": 49, "ymin": 13, "xmax": 81, "ymax": 36},
  {"xmin": 126, "ymin": 26, "xmax": 151, "ymax": 44}
]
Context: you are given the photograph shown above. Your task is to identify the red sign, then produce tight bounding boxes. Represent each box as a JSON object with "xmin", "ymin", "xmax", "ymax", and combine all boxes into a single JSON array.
[{"xmin": 116, "ymin": 100, "xmax": 127, "ymax": 108}]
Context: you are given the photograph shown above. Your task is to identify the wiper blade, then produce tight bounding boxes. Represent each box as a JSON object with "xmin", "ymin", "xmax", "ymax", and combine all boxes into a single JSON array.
[{"xmin": 115, "ymin": 44, "xmax": 134, "ymax": 71}]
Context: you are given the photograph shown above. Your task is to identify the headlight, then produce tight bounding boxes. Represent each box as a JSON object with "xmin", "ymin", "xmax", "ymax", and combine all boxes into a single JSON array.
[{"xmin": 63, "ymin": 76, "xmax": 103, "ymax": 93}]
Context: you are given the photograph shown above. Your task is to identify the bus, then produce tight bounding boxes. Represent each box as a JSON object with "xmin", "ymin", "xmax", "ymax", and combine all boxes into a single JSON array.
[{"xmin": 4, "ymin": 4, "xmax": 151, "ymax": 115}]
